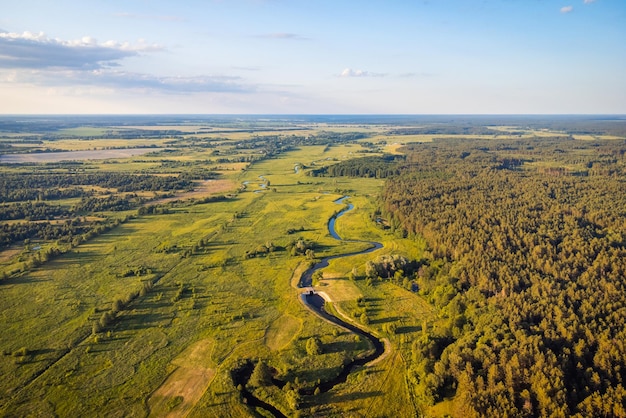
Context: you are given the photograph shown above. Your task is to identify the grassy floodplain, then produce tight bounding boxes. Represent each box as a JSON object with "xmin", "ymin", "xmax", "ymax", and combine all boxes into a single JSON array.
[
  {"xmin": 0, "ymin": 116, "xmax": 431, "ymax": 418},
  {"xmin": 1, "ymin": 114, "xmax": 626, "ymax": 417}
]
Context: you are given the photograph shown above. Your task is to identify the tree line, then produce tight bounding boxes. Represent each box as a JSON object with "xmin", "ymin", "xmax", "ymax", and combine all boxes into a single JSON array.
[
  {"xmin": 0, "ymin": 173, "xmax": 196, "ymax": 203},
  {"xmin": 308, "ymin": 155, "xmax": 404, "ymax": 179}
]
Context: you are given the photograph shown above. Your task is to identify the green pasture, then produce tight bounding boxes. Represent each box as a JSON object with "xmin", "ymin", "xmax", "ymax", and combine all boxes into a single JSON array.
[
  {"xmin": 0, "ymin": 112, "xmax": 473, "ymax": 418},
  {"xmin": 1, "ymin": 140, "xmax": 428, "ymax": 416}
]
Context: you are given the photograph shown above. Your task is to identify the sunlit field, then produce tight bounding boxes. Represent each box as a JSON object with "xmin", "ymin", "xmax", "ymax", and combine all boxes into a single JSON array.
[{"xmin": 2, "ymin": 115, "xmax": 626, "ymax": 417}]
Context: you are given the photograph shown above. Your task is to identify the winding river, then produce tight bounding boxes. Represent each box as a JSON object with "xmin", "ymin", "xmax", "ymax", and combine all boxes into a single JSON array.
[
  {"xmin": 234, "ymin": 196, "xmax": 386, "ymax": 416},
  {"xmin": 300, "ymin": 196, "xmax": 383, "ymax": 287}
]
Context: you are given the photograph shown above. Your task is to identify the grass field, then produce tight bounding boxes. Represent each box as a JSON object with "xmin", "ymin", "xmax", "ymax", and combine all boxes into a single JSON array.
[{"xmin": 0, "ymin": 128, "xmax": 437, "ymax": 417}]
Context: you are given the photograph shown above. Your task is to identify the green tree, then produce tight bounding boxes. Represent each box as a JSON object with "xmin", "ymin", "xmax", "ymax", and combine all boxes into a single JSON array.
[
  {"xmin": 249, "ymin": 360, "xmax": 272, "ymax": 387},
  {"xmin": 306, "ymin": 337, "xmax": 323, "ymax": 355}
]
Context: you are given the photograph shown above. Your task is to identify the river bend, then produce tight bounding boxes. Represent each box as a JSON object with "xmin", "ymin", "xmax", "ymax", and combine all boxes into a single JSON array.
[{"xmin": 235, "ymin": 196, "xmax": 385, "ymax": 416}]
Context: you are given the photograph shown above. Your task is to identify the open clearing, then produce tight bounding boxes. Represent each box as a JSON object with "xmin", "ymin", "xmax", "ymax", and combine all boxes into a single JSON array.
[
  {"xmin": 0, "ymin": 148, "xmax": 162, "ymax": 163},
  {"xmin": 319, "ymin": 276, "xmax": 362, "ymax": 302},
  {"xmin": 152, "ymin": 179, "xmax": 238, "ymax": 204},
  {"xmin": 264, "ymin": 314, "xmax": 302, "ymax": 351},
  {"xmin": 148, "ymin": 339, "xmax": 216, "ymax": 418}
]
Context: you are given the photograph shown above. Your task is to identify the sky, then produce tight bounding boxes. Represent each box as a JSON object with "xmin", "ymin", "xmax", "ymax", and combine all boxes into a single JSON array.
[{"xmin": 0, "ymin": 0, "xmax": 625, "ymax": 114}]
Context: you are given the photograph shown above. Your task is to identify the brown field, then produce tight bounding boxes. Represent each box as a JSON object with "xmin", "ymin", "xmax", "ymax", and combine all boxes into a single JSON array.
[
  {"xmin": 0, "ymin": 148, "xmax": 162, "ymax": 163},
  {"xmin": 152, "ymin": 179, "xmax": 238, "ymax": 204},
  {"xmin": 148, "ymin": 339, "xmax": 217, "ymax": 418}
]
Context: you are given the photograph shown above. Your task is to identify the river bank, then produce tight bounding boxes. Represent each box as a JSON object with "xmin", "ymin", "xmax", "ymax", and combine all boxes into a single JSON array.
[{"xmin": 235, "ymin": 196, "xmax": 388, "ymax": 416}]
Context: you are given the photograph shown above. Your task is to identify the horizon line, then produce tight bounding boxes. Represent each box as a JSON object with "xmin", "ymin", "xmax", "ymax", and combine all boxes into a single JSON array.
[{"xmin": 1, "ymin": 113, "xmax": 625, "ymax": 117}]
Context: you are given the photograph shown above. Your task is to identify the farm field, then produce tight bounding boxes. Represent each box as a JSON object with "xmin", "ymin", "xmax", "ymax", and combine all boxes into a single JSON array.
[
  {"xmin": 0, "ymin": 148, "xmax": 162, "ymax": 163},
  {"xmin": 1, "ymin": 115, "xmax": 626, "ymax": 417}
]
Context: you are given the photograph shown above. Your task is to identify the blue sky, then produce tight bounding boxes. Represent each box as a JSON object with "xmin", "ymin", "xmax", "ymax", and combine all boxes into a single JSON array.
[{"xmin": 1, "ymin": 0, "xmax": 624, "ymax": 114}]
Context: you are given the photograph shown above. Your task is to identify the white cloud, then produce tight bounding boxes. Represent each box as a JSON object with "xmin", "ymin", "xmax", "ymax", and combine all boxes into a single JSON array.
[
  {"xmin": 4, "ymin": 68, "xmax": 254, "ymax": 94},
  {"xmin": 560, "ymin": 6, "xmax": 574, "ymax": 13},
  {"xmin": 583, "ymin": 0, "xmax": 596, "ymax": 4},
  {"xmin": 0, "ymin": 31, "xmax": 162, "ymax": 70},
  {"xmin": 339, "ymin": 68, "xmax": 385, "ymax": 78},
  {"xmin": 0, "ymin": 31, "xmax": 258, "ymax": 95}
]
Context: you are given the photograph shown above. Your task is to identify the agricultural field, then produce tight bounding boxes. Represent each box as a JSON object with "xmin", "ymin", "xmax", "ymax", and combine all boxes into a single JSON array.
[{"xmin": 1, "ymin": 115, "xmax": 626, "ymax": 417}]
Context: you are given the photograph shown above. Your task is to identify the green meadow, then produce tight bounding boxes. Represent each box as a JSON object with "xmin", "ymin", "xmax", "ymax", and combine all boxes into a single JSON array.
[{"xmin": 0, "ymin": 128, "xmax": 432, "ymax": 417}]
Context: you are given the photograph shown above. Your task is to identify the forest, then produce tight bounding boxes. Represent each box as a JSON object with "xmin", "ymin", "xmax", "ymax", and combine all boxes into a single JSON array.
[
  {"xmin": 380, "ymin": 137, "xmax": 626, "ymax": 416},
  {"xmin": 308, "ymin": 154, "xmax": 405, "ymax": 178}
]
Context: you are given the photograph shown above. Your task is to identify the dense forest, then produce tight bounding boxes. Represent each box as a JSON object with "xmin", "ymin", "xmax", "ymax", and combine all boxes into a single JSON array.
[
  {"xmin": 308, "ymin": 154, "xmax": 405, "ymax": 178},
  {"xmin": 379, "ymin": 138, "xmax": 626, "ymax": 416}
]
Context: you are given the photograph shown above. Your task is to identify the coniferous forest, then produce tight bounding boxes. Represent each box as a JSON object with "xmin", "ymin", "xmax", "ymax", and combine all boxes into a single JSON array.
[{"xmin": 380, "ymin": 138, "xmax": 626, "ymax": 416}]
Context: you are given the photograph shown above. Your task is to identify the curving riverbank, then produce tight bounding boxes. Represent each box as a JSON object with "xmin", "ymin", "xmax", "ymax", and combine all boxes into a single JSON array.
[
  {"xmin": 299, "ymin": 196, "xmax": 383, "ymax": 288},
  {"xmin": 298, "ymin": 196, "xmax": 387, "ymax": 389},
  {"xmin": 234, "ymin": 196, "xmax": 386, "ymax": 416}
]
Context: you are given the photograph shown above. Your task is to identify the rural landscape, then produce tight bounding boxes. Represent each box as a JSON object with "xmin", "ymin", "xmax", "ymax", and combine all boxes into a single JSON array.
[
  {"xmin": 0, "ymin": 115, "xmax": 625, "ymax": 417},
  {"xmin": 2, "ymin": 0, "xmax": 625, "ymax": 416}
]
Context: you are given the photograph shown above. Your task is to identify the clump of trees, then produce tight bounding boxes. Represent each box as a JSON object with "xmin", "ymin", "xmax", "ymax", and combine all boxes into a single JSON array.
[
  {"xmin": 0, "ymin": 172, "xmax": 197, "ymax": 203},
  {"xmin": 305, "ymin": 337, "xmax": 323, "ymax": 355},
  {"xmin": 363, "ymin": 254, "xmax": 420, "ymax": 291},
  {"xmin": 245, "ymin": 242, "xmax": 279, "ymax": 258},
  {"xmin": 308, "ymin": 155, "xmax": 404, "ymax": 178},
  {"xmin": 92, "ymin": 281, "xmax": 153, "ymax": 335},
  {"xmin": 0, "ymin": 201, "xmax": 69, "ymax": 221},
  {"xmin": 286, "ymin": 239, "xmax": 317, "ymax": 258},
  {"xmin": 249, "ymin": 360, "xmax": 273, "ymax": 388},
  {"xmin": 0, "ymin": 217, "xmax": 125, "ymax": 251}
]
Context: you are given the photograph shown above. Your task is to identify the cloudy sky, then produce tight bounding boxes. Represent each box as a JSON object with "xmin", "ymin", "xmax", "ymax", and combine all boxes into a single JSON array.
[{"xmin": 1, "ymin": 0, "xmax": 625, "ymax": 114}]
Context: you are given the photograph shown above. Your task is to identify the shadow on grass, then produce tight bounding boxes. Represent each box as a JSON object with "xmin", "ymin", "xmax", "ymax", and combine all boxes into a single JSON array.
[
  {"xmin": 323, "ymin": 341, "xmax": 367, "ymax": 354},
  {"xmin": 206, "ymin": 240, "xmax": 237, "ymax": 246},
  {"xmin": 330, "ymin": 390, "xmax": 383, "ymax": 403},
  {"xmin": 51, "ymin": 250, "xmax": 99, "ymax": 266},
  {"xmin": 370, "ymin": 316, "xmax": 403, "ymax": 325},
  {"xmin": 17, "ymin": 348, "xmax": 62, "ymax": 364},
  {"xmin": 87, "ymin": 345, "xmax": 114, "ymax": 354},
  {"xmin": 138, "ymin": 299, "xmax": 175, "ymax": 310},
  {"xmin": 1, "ymin": 275, "xmax": 51, "ymax": 285},
  {"xmin": 29, "ymin": 348, "xmax": 57, "ymax": 356},
  {"xmin": 396, "ymin": 325, "xmax": 422, "ymax": 334},
  {"xmin": 305, "ymin": 390, "xmax": 383, "ymax": 408},
  {"xmin": 116, "ymin": 311, "xmax": 173, "ymax": 331}
]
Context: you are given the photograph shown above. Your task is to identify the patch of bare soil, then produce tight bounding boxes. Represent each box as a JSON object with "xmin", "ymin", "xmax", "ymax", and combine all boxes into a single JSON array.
[
  {"xmin": 152, "ymin": 179, "xmax": 237, "ymax": 205},
  {"xmin": 148, "ymin": 339, "xmax": 216, "ymax": 418},
  {"xmin": 0, "ymin": 248, "xmax": 21, "ymax": 263}
]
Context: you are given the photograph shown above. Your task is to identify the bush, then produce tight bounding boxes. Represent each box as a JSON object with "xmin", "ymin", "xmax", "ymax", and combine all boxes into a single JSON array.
[{"xmin": 306, "ymin": 337, "xmax": 323, "ymax": 355}]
